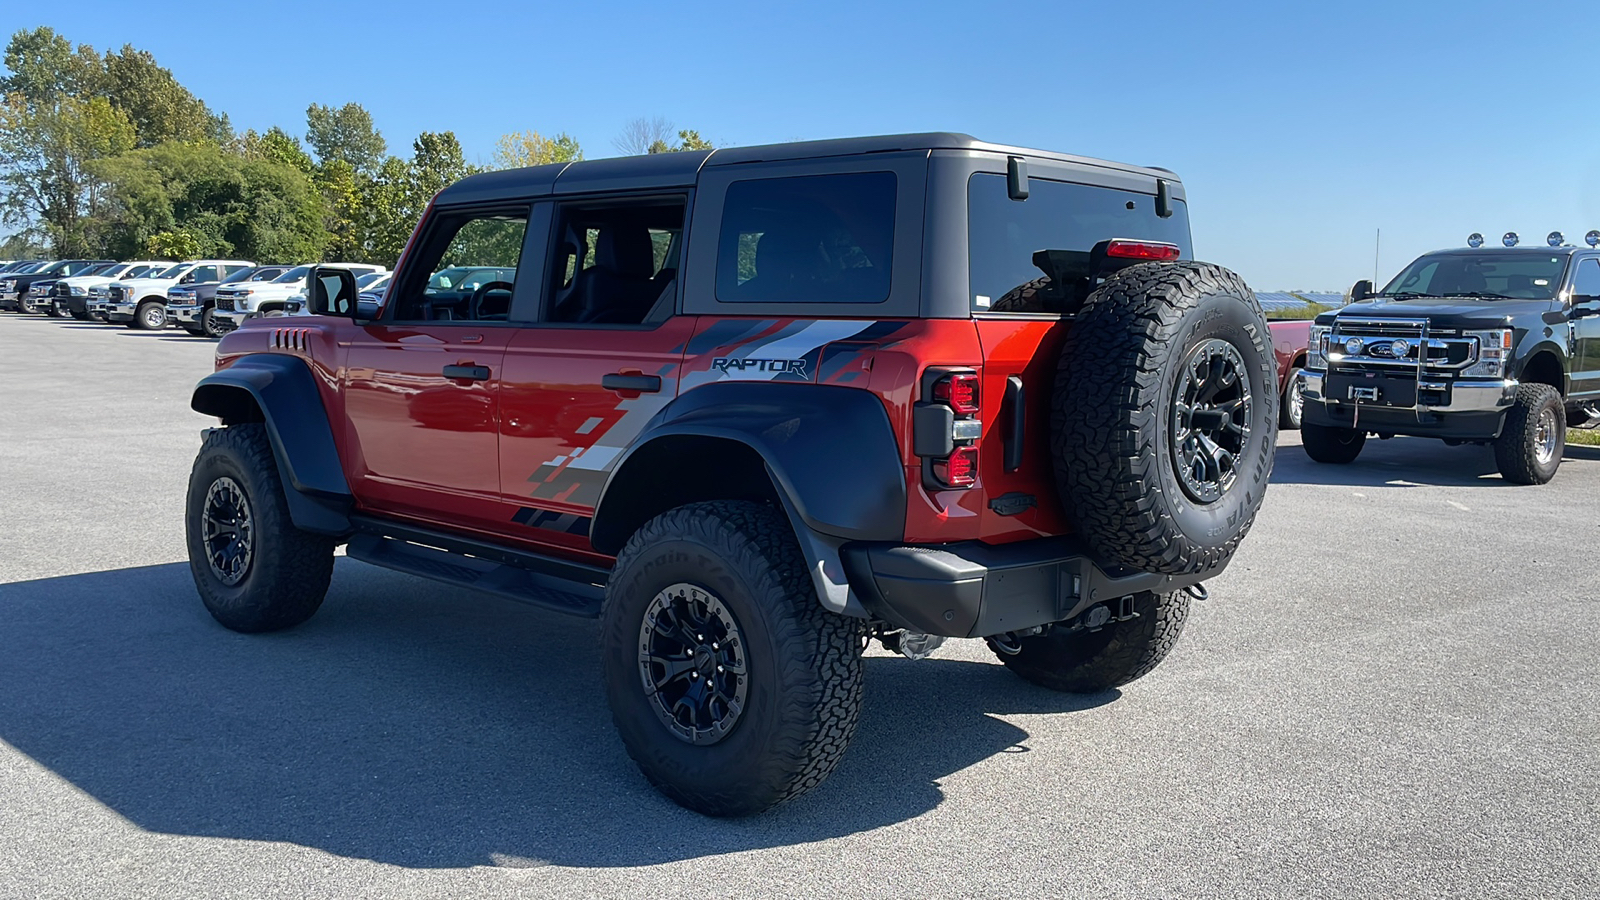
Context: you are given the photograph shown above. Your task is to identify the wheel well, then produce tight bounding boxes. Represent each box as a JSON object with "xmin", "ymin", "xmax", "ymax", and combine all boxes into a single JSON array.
[
  {"xmin": 591, "ymin": 436, "xmax": 783, "ymax": 555},
  {"xmin": 191, "ymin": 384, "xmax": 266, "ymax": 426},
  {"xmin": 138, "ymin": 295, "xmax": 165, "ymax": 305},
  {"xmin": 1520, "ymin": 351, "xmax": 1564, "ymax": 396}
]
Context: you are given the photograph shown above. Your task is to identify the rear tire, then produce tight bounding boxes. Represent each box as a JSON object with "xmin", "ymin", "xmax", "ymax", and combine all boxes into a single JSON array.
[
  {"xmin": 1302, "ymin": 421, "xmax": 1367, "ymax": 463},
  {"xmin": 185, "ymin": 423, "xmax": 335, "ymax": 633},
  {"xmin": 1052, "ymin": 261, "xmax": 1276, "ymax": 578},
  {"xmin": 992, "ymin": 591, "xmax": 1190, "ymax": 693},
  {"xmin": 1494, "ymin": 383, "xmax": 1564, "ymax": 484},
  {"xmin": 600, "ymin": 500, "xmax": 864, "ymax": 817}
]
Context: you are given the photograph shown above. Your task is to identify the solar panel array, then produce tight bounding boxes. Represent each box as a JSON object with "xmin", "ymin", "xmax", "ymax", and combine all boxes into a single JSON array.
[{"xmin": 1255, "ymin": 290, "xmax": 1347, "ymax": 315}]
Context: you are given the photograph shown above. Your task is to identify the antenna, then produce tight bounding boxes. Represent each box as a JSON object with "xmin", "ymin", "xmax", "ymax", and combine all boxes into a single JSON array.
[{"xmin": 1373, "ymin": 228, "xmax": 1380, "ymax": 285}]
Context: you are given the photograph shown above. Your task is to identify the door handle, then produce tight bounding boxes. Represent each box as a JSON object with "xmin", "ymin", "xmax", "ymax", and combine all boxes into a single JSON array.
[
  {"xmin": 443, "ymin": 364, "xmax": 491, "ymax": 381},
  {"xmin": 602, "ymin": 373, "xmax": 662, "ymax": 393}
]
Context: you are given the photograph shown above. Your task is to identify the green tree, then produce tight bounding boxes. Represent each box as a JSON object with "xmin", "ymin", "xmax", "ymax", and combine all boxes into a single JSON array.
[
  {"xmin": 146, "ymin": 228, "xmax": 200, "ymax": 258},
  {"xmin": 491, "ymin": 130, "xmax": 582, "ymax": 169},
  {"xmin": 91, "ymin": 141, "xmax": 328, "ymax": 262},
  {"xmin": 0, "ymin": 92, "xmax": 136, "ymax": 256},
  {"xmin": 237, "ymin": 126, "xmax": 314, "ymax": 174},
  {"xmin": 100, "ymin": 45, "xmax": 229, "ymax": 147},
  {"xmin": 0, "ymin": 27, "xmax": 100, "ymax": 109},
  {"xmin": 674, "ymin": 129, "xmax": 714, "ymax": 151},
  {"xmin": 305, "ymin": 102, "xmax": 386, "ymax": 174},
  {"xmin": 361, "ymin": 154, "xmax": 414, "ymax": 267}
]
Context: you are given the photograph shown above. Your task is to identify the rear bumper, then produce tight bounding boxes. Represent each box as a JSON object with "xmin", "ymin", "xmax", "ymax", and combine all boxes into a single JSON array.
[{"xmin": 841, "ymin": 537, "xmax": 1197, "ymax": 639}]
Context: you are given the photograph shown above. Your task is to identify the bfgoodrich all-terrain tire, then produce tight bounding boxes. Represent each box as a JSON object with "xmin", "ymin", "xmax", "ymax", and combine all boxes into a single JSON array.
[
  {"xmin": 600, "ymin": 500, "xmax": 865, "ymax": 817},
  {"xmin": 185, "ymin": 423, "xmax": 335, "ymax": 632},
  {"xmin": 992, "ymin": 590, "xmax": 1190, "ymax": 693},
  {"xmin": 1493, "ymin": 383, "xmax": 1564, "ymax": 484},
  {"xmin": 1301, "ymin": 421, "xmax": 1367, "ymax": 464},
  {"xmin": 1053, "ymin": 262, "xmax": 1276, "ymax": 578}
]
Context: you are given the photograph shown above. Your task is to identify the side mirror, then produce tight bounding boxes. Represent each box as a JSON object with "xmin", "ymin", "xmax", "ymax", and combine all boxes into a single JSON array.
[
  {"xmin": 1351, "ymin": 279, "xmax": 1373, "ymax": 302},
  {"xmin": 308, "ymin": 267, "xmax": 362, "ymax": 320}
]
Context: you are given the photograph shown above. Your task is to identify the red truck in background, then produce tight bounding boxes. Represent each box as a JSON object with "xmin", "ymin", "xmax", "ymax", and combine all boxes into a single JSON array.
[{"xmin": 1269, "ymin": 319, "xmax": 1311, "ymax": 429}]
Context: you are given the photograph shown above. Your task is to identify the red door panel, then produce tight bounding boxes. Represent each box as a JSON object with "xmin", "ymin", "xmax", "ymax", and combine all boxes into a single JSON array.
[
  {"xmin": 497, "ymin": 317, "xmax": 698, "ymax": 555},
  {"xmin": 343, "ymin": 326, "xmax": 514, "ymax": 531}
]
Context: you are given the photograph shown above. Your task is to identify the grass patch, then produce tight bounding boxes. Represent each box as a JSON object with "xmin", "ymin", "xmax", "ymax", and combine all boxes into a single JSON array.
[
  {"xmin": 1265, "ymin": 301, "xmax": 1336, "ymax": 321},
  {"xmin": 1569, "ymin": 428, "xmax": 1600, "ymax": 446}
]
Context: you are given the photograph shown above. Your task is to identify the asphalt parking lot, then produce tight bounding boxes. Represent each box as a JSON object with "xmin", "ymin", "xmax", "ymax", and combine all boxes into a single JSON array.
[{"xmin": 2, "ymin": 313, "xmax": 1597, "ymax": 899}]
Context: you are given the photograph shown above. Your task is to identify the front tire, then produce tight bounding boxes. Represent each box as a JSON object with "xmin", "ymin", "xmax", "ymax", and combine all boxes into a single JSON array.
[
  {"xmin": 201, "ymin": 307, "xmax": 226, "ymax": 338},
  {"xmin": 135, "ymin": 301, "xmax": 166, "ymax": 330},
  {"xmin": 185, "ymin": 423, "xmax": 335, "ymax": 633},
  {"xmin": 1280, "ymin": 366, "xmax": 1305, "ymax": 430},
  {"xmin": 1302, "ymin": 421, "xmax": 1366, "ymax": 463},
  {"xmin": 1494, "ymin": 383, "xmax": 1564, "ymax": 484},
  {"xmin": 992, "ymin": 591, "xmax": 1190, "ymax": 693},
  {"xmin": 600, "ymin": 500, "xmax": 864, "ymax": 817}
]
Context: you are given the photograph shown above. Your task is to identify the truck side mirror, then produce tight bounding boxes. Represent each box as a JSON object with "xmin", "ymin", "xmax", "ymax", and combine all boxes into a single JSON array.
[
  {"xmin": 308, "ymin": 267, "xmax": 361, "ymax": 320},
  {"xmin": 1351, "ymin": 279, "xmax": 1373, "ymax": 302}
]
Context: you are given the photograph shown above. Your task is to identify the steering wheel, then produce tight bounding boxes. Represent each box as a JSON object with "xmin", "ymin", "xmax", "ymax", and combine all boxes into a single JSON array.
[{"xmin": 468, "ymin": 281, "xmax": 516, "ymax": 320}]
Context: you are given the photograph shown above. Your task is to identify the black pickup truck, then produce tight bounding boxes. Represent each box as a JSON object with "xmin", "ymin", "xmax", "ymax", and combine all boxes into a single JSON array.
[{"xmin": 1300, "ymin": 232, "xmax": 1600, "ymax": 483}]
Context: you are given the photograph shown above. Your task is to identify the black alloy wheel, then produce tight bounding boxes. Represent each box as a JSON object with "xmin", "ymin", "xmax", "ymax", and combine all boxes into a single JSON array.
[
  {"xmin": 637, "ymin": 583, "xmax": 750, "ymax": 745},
  {"xmin": 1172, "ymin": 338, "xmax": 1253, "ymax": 504},
  {"xmin": 201, "ymin": 476, "xmax": 254, "ymax": 586}
]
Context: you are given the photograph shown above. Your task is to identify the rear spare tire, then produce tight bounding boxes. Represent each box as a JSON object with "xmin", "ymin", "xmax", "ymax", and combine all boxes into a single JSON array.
[{"xmin": 1053, "ymin": 262, "xmax": 1276, "ymax": 577}]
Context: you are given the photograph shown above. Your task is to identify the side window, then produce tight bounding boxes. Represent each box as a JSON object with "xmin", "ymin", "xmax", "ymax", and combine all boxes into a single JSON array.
[
  {"xmin": 716, "ymin": 172, "xmax": 895, "ymax": 304},
  {"xmin": 1573, "ymin": 259, "xmax": 1600, "ymax": 300},
  {"xmin": 389, "ymin": 208, "xmax": 529, "ymax": 322},
  {"xmin": 546, "ymin": 198, "xmax": 685, "ymax": 325},
  {"xmin": 223, "ymin": 264, "xmax": 251, "ymax": 278}
]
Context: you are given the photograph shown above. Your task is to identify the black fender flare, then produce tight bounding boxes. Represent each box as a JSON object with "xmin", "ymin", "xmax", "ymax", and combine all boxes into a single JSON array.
[
  {"xmin": 592, "ymin": 382, "xmax": 908, "ymax": 617},
  {"xmin": 1512, "ymin": 339, "xmax": 1568, "ymax": 394},
  {"xmin": 190, "ymin": 354, "xmax": 352, "ymax": 535}
]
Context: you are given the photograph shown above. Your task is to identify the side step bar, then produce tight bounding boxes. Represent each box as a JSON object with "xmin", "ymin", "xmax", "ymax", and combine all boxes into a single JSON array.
[{"xmin": 345, "ymin": 515, "xmax": 609, "ymax": 618}]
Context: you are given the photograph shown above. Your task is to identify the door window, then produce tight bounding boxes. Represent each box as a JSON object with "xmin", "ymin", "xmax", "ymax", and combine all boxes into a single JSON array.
[
  {"xmin": 389, "ymin": 208, "xmax": 530, "ymax": 322},
  {"xmin": 1572, "ymin": 258, "xmax": 1600, "ymax": 301},
  {"xmin": 546, "ymin": 198, "xmax": 685, "ymax": 325}
]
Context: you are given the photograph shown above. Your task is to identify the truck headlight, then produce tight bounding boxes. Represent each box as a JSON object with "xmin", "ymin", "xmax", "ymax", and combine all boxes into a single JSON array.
[
  {"xmin": 70, "ymin": 285, "xmax": 87, "ymax": 296},
  {"xmin": 1463, "ymin": 329, "xmax": 1513, "ymax": 378},
  {"xmin": 1307, "ymin": 325, "xmax": 1331, "ymax": 369}
]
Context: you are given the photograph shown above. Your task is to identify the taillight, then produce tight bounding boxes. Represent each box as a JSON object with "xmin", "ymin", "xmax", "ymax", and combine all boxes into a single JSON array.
[
  {"xmin": 914, "ymin": 368, "xmax": 982, "ymax": 490},
  {"xmin": 931, "ymin": 372, "xmax": 979, "ymax": 414},
  {"xmin": 932, "ymin": 446, "xmax": 978, "ymax": 488},
  {"xmin": 1105, "ymin": 239, "xmax": 1182, "ymax": 261}
]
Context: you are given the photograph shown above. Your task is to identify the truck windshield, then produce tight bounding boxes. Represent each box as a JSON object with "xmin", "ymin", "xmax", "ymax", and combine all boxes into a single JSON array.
[{"xmin": 1380, "ymin": 252, "xmax": 1567, "ymax": 300}]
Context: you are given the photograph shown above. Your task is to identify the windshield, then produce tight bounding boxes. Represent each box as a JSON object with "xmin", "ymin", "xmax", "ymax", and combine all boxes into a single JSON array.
[
  {"xmin": 154, "ymin": 264, "xmax": 186, "ymax": 279},
  {"xmin": 82, "ymin": 263, "xmax": 116, "ymax": 277},
  {"xmin": 274, "ymin": 266, "xmax": 311, "ymax": 284},
  {"xmin": 41, "ymin": 260, "xmax": 72, "ymax": 274},
  {"xmin": 1380, "ymin": 252, "xmax": 1568, "ymax": 300},
  {"xmin": 356, "ymin": 272, "xmax": 387, "ymax": 290},
  {"xmin": 427, "ymin": 268, "xmax": 472, "ymax": 290}
]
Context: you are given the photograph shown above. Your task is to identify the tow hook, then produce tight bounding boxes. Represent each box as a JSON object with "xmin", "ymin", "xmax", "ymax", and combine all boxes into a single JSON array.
[
  {"xmin": 881, "ymin": 630, "xmax": 946, "ymax": 661},
  {"xmin": 985, "ymin": 625, "xmax": 1046, "ymax": 657},
  {"xmin": 1183, "ymin": 582, "xmax": 1209, "ymax": 601}
]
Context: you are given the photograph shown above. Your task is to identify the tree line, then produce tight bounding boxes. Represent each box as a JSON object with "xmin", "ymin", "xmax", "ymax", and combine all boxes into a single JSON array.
[{"xmin": 0, "ymin": 27, "xmax": 715, "ymax": 266}]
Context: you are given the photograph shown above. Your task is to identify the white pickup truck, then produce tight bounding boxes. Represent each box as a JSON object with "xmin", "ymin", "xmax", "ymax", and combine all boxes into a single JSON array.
[
  {"xmin": 105, "ymin": 260, "xmax": 255, "ymax": 329},
  {"xmin": 212, "ymin": 263, "xmax": 384, "ymax": 331},
  {"xmin": 52, "ymin": 261, "xmax": 169, "ymax": 320}
]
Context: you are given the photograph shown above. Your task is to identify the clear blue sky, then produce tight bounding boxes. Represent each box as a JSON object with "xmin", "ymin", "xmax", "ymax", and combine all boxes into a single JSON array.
[{"xmin": 11, "ymin": 0, "xmax": 1599, "ymax": 290}]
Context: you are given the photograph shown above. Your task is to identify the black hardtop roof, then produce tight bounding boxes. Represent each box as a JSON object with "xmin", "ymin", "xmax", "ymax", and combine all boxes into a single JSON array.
[{"xmin": 435, "ymin": 132, "xmax": 1179, "ymax": 206}]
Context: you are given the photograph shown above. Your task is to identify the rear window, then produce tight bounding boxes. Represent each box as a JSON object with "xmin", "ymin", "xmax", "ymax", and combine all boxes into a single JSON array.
[
  {"xmin": 716, "ymin": 172, "xmax": 896, "ymax": 304},
  {"xmin": 968, "ymin": 173, "xmax": 1192, "ymax": 313}
]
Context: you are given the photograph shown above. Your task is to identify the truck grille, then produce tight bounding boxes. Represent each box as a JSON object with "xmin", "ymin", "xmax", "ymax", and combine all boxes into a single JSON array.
[
  {"xmin": 1330, "ymin": 317, "xmax": 1476, "ymax": 371},
  {"xmin": 216, "ymin": 297, "xmax": 235, "ymax": 312},
  {"xmin": 54, "ymin": 283, "xmax": 71, "ymax": 298}
]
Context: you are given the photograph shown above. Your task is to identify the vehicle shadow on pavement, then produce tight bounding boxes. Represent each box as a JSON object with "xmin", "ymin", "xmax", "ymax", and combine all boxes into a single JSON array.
[
  {"xmin": 0, "ymin": 560, "xmax": 1113, "ymax": 869},
  {"xmin": 1270, "ymin": 436, "xmax": 1515, "ymax": 488}
]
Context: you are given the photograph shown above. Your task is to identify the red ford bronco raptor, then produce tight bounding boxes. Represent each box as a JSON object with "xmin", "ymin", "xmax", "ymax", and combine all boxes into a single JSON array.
[{"xmin": 185, "ymin": 133, "xmax": 1276, "ymax": 816}]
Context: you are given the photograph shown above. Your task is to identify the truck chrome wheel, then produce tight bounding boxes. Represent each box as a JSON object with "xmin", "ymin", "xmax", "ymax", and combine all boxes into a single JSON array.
[
  {"xmin": 1534, "ymin": 406, "xmax": 1559, "ymax": 465},
  {"xmin": 140, "ymin": 303, "xmax": 166, "ymax": 329},
  {"xmin": 201, "ymin": 476, "xmax": 254, "ymax": 586},
  {"xmin": 1172, "ymin": 338, "xmax": 1252, "ymax": 503},
  {"xmin": 637, "ymin": 582, "xmax": 748, "ymax": 746}
]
